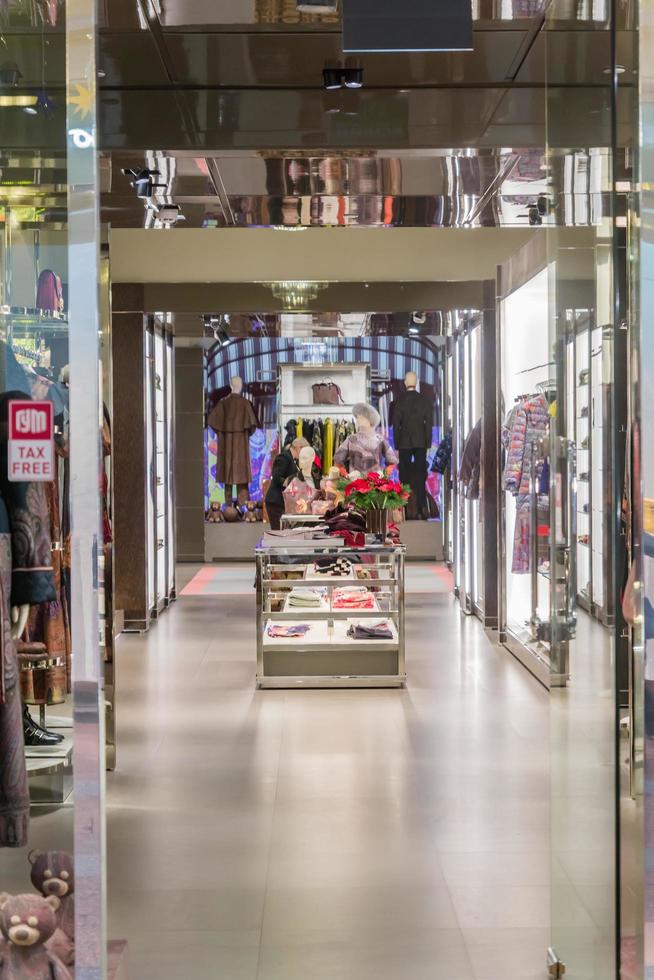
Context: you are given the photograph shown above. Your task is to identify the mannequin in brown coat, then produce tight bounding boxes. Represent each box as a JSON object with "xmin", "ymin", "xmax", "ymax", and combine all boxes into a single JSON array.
[{"xmin": 207, "ymin": 377, "xmax": 259, "ymax": 504}]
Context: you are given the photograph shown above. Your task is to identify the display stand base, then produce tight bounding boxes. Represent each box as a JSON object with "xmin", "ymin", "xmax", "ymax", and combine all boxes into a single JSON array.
[
  {"xmin": 26, "ymin": 736, "xmax": 73, "ymax": 804},
  {"xmin": 205, "ymin": 520, "xmax": 269, "ymax": 561},
  {"xmin": 398, "ymin": 519, "xmax": 443, "ymax": 560}
]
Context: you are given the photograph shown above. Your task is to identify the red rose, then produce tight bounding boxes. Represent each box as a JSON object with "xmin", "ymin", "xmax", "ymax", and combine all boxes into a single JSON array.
[
  {"xmin": 346, "ymin": 478, "xmax": 371, "ymax": 496},
  {"xmin": 367, "ymin": 472, "xmax": 383, "ymax": 485},
  {"xmin": 380, "ymin": 481, "xmax": 395, "ymax": 493}
]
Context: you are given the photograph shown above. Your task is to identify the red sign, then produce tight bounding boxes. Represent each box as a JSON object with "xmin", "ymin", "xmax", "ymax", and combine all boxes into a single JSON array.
[{"xmin": 8, "ymin": 400, "xmax": 54, "ymax": 482}]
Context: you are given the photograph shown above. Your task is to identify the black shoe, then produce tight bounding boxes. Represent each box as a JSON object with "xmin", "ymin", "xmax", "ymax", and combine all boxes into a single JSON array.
[{"xmin": 23, "ymin": 705, "xmax": 64, "ymax": 747}]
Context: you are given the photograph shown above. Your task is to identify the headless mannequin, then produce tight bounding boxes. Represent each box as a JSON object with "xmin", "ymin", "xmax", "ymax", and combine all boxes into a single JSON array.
[
  {"xmin": 392, "ymin": 371, "xmax": 433, "ymax": 519},
  {"xmin": 216, "ymin": 375, "xmax": 252, "ymax": 507}
]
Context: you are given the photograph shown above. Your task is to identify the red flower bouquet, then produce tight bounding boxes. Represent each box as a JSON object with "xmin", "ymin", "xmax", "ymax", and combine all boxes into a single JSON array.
[{"xmin": 340, "ymin": 471, "xmax": 411, "ymax": 512}]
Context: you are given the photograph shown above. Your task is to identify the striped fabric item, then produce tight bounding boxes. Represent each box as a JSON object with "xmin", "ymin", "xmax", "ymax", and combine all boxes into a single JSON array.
[{"xmin": 206, "ymin": 337, "xmax": 438, "ymax": 394}]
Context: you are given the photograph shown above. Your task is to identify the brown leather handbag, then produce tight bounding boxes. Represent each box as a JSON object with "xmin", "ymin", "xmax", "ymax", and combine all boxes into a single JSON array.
[{"xmin": 312, "ymin": 379, "xmax": 343, "ymax": 405}]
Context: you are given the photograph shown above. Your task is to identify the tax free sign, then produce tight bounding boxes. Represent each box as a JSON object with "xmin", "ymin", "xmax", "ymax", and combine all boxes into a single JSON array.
[{"xmin": 8, "ymin": 400, "xmax": 54, "ymax": 482}]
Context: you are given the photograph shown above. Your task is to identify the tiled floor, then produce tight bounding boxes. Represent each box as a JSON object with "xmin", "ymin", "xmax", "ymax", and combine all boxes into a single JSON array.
[{"xmin": 106, "ymin": 562, "xmax": 551, "ymax": 979}]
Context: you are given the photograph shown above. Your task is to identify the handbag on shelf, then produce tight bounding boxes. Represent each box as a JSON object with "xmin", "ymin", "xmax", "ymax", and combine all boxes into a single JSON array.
[{"xmin": 312, "ymin": 379, "xmax": 343, "ymax": 406}]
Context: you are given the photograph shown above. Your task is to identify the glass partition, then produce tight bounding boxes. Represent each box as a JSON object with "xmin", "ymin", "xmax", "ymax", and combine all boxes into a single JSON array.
[
  {"xmin": 0, "ymin": 0, "xmax": 106, "ymax": 974},
  {"xmin": 544, "ymin": 3, "xmax": 620, "ymax": 976}
]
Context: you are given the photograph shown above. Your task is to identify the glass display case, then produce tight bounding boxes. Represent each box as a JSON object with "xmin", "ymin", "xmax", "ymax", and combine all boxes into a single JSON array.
[
  {"xmin": 147, "ymin": 318, "xmax": 176, "ymax": 618},
  {"xmin": 255, "ymin": 541, "xmax": 405, "ymax": 688}
]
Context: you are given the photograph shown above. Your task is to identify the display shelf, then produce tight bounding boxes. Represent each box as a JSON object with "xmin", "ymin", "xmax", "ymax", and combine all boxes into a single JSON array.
[{"xmin": 256, "ymin": 541, "xmax": 405, "ymax": 688}]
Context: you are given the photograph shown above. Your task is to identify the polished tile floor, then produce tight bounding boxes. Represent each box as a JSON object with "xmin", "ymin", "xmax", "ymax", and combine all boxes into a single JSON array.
[{"xmin": 105, "ymin": 563, "xmax": 551, "ymax": 980}]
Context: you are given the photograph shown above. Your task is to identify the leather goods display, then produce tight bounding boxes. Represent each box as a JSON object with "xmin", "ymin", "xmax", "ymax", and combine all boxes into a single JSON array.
[{"xmin": 312, "ymin": 379, "xmax": 343, "ymax": 405}]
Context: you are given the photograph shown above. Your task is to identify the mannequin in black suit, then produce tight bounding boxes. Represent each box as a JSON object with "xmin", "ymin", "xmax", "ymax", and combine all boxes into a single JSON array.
[{"xmin": 391, "ymin": 372, "xmax": 433, "ymax": 519}]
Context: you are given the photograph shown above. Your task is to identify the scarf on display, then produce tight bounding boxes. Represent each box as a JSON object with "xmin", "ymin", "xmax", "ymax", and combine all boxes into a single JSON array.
[{"xmin": 347, "ymin": 621, "xmax": 393, "ymax": 640}]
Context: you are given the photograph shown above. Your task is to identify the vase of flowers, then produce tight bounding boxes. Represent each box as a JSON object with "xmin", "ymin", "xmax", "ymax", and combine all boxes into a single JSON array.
[{"xmin": 340, "ymin": 471, "xmax": 411, "ymax": 540}]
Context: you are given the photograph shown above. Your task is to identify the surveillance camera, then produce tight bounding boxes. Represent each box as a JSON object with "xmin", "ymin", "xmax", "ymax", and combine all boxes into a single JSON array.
[
  {"xmin": 121, "ymin": 167, "xmax": 165, "ymax": 198},
  {"xmin": 528, "ymin": 206, "xmax": 542, "ymax": 226},
  {"xmin": 156, "ymin": 204, "xmax": 185, "ymax": 226}
]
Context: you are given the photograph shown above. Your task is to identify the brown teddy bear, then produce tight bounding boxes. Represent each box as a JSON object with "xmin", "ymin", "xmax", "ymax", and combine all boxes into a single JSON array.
[
  {"xmin": 243, "ymin": 501, "xmax": 258, "ymax": 523},
  {"xmin": 206, "ymin": 501, "xmax": 224, "ymax": 523},
  {"xmin": 0, "ymin": 893, "xmax": 71, "ymax": 980},
  {"xmin": 28, "ymin": 852, "xmax": 74, "ymax": 967}
]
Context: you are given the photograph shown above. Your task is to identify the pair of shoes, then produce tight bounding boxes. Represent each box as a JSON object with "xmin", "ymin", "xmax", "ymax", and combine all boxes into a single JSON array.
[{"xmin": 23, "ymin": 704, "xmax": 64, "ymax": 747}]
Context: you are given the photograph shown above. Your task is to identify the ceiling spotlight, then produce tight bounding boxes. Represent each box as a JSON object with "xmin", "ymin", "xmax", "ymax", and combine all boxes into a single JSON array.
[
  {"xmin": 323, "ymin": 68, "xmax": 343, "ymax": 91},
  {"xmin": 344, "ymin": 68, "xmax": 363, "ymax": 89},
  {"xmin": 297, "ymin": 0, "xmax": 337, "ymax": 10},
  {"xmin": 323, "ymin": 66, "xmax": 364, "ymax": 90},
  {"xmin": 408, "ymin": 326, "xmax": 419, "ymax": 335},
  {"xmin": 412, "ymin": 311, "xmax": 427, "ymax": 325},
  {"xmin": 121, "ymin": 167, "xmax": 167, "ymax": 198},
  {"xmin": 0, "ymin": 62, "xmax": 22, "ymax": 87}
]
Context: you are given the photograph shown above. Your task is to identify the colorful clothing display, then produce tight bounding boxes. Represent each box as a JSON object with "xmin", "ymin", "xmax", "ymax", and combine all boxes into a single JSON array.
[
  {"xmin": 503, "ymin": 393, "xmax": 550, "ymax": 574},
  {"xmin": 332, "ymin": 587, "xmax": 375, "ymax": 610},
  {"xmin": 266, "ymin": 623, "xmax": 311, "ymax": 639},
  {"xmin": 333, "ymin": 430, "xmax": 398, "ymax": 473}
]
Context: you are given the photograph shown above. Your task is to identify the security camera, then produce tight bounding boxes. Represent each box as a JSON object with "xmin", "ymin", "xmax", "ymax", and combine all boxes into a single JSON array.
[
  {"xmin": 121, "ymin": 167, "xmax": 166, "ymax": 198},
  {"xmin": 528, "ymin": 205, "xmax": 543, "ymax": 226},
  {"xmin": 156, "ymin": 204, "xmax": 185, "ymax": 226}
]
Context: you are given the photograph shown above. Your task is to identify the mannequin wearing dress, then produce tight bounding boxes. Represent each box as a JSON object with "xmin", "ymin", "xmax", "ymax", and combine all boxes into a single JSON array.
[{"xmin": 333, "ymin": 402, "xmax": 398, "ymax": 474}]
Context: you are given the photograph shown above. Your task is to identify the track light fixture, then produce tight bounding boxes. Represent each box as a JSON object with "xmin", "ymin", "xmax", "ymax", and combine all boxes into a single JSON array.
[
  {"xmin": 121, "ymin": 167, "xmax": 167, "ymax": 198},
  {"xmin": 23, "ymin": 90, "xmax": 56, "ymax": 118},
  {"xmin": 0, "ymin": 62, "xmax": 22, "ymax": 87},
  {"xmin": 322, "ymin": 66, "xmax": 364, "ymax": 90}
]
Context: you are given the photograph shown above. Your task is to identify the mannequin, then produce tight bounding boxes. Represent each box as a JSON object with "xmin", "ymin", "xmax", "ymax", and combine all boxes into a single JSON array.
[
  {"xmin": 297, "ymin": 446, "xmax": 319, "ymax": 488},
  {"xmin": 208, "ymin": 376, "xmax": 259, "ymax": 507},
  {"xmin": 333, "ymin": 402, "xmax": 398, "ymax": 474},
  {"xmin": 391, "ymin": 371, "xmax": 433, "ymax": 519}
]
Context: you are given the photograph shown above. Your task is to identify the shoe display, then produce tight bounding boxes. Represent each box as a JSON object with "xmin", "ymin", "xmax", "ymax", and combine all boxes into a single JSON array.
[{"xmin": 23, "ymin": 704, "xmax": 64, "ymax": 747}]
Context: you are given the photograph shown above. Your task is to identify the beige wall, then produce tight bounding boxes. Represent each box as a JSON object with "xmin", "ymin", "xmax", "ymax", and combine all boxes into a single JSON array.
[{"xmin": 110, "ymin": 227, "xmax": 538, "ymax": 284}]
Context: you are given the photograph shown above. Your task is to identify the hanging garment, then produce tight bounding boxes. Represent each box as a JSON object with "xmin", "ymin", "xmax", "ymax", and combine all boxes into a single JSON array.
[
  {"xmin": 312, "ymin": 420, "xmax": 323, "ymax": 468},
  {"xmin": 431, "ymin": 433, "xmax": 452, "ymax": 475},
  {"xmin": 323, "ymin": 419, "xmax": 334, "ymax": 472},
  {"xmin": 296, "ymin": 417, "xmax": 303, "ymax": 439},
  {"xmin": 512, "ymin": 494, "xmax": 532, "ymax": 574},
  {"xmin": 504, "ymin": 393, "xmax": 549, "ymax": 496},
  {"xmin": 333, "ymin": 430, "xmax": 398, "ymax": 474},
  {"xmin": 459, "ymin": 420, "xmax": 482, "ymax": 500},
  {"xmin": 207, "ymin": 393, "xmax": 259, "ymax": 487},
  {"xmin": 36, "ymin": 269, "xmax": 63, "ymax": 313},
  {"xmin": 283, "ymin": 420, "xmax": 297, "ymax": 448}
]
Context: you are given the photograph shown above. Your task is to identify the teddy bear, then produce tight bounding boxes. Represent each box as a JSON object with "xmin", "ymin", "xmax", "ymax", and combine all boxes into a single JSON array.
[
  {"xmin": 206, "ymin": 501, "xmax": 224, "ymax": 523},
  {"xmin": 0, "ymin": 893, "xmax": 71, "ymax": 980},
  {"xmin": 28, "ymin": 851, "xmax": 74, "ymax": 967},
  {"xmin": 243, "ymin": 501, "xmax": 258, "ymax": 523},
  {"xmin": 254, "ymin": 501, "xmax": 263, "ymax": 522}
]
